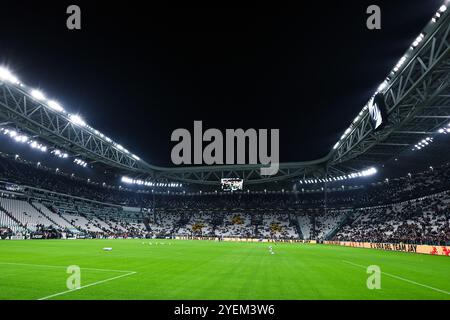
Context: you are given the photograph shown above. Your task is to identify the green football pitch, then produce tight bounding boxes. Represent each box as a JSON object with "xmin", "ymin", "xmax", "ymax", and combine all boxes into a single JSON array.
[{"xmin": 0, "ymin": 239, "xmax": 449, "ymax": 300}]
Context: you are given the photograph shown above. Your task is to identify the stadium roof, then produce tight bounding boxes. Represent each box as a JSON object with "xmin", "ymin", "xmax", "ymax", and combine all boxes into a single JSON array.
[{"xmin": 0, "ymin": 2, "xmax": 449, "ymax": 185}]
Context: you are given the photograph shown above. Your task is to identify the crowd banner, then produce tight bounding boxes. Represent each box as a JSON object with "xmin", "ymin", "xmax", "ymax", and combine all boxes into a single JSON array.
[{"xmin": 324, "ymin": 241, "xmax": 450, "ymax": 256}]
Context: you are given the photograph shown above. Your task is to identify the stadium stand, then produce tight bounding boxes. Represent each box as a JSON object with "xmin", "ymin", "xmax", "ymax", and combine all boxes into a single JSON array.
[
  {"xmin": 0, "ymin": 197, "xmax": 54, "ymax": 231},
  {"xmin": 0, "ymin": 153, "xmax": 449, "ymax": 244},
  {"xmin": 31, "ymin": 201, "xmax": 78, "ymax": 231},
  {"xmin": 0, "ymin": 210, "xmax": 22, "ymax": 233},
  {"xmin": 333, "ymin": 191, "xmax": 450, "ymax": 245}
]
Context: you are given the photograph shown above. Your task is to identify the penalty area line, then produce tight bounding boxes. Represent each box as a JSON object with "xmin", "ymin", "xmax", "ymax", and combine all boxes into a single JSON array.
[
  {"xmin": 342, "ymin": 260, "xmax": 450, "ymax": 296},
  {"xmin": 37, "ymin": 271, "xmax": 137, "ymax": 300}
]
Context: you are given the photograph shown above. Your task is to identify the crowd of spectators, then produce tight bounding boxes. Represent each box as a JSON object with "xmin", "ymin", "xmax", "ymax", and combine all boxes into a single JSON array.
[
  {"xmin": 0, "ymin": 153, "xmax": 449, "ymax": 244},
  {"xmin": 1, "ymin": 153, "xmax": 450, "ymax": 211},
  {"xmin": 333, "ymin": 191, "xmax": 450, "ymax": 245}
]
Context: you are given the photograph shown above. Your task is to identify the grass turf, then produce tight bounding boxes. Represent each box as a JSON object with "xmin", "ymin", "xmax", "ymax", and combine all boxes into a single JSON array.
[{"xmin": 0, "ymin": 239, "xmax": 449, "ymax": 300}]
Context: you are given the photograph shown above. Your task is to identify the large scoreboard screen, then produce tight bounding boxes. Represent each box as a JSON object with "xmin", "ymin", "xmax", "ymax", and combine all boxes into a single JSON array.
[{"xmin": 221, "ymin": 178, "xmax": 244, "ymax": 191}]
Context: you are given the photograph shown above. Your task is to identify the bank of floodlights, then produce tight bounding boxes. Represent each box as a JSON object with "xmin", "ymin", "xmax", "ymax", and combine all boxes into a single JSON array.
[
  {"xmin": 74, "ymin": 158, "xmax": 88, "ymax": 168},
  {"xmin": 121, "ymin": 176, "xmax": 182, "ymax": 188},
  {"xmin": 412, "ymin": 137, "xmax": 434, "ymax": 151},
  {"xmin": 437, "ymin": 122, "xmax": 450, "ymax": 135},
  {"xmin": 51, "ymin": 149, "xmax": 69, "ymax": 159},
  {"xmin": 412, "ymin": 123, "xmax": 450, "ymax": 151},
  {"xmin": 0, "ymin": 66, "xmax": 143, "ymax": 163},
  {"xmin": 299, "ymin": 167, "xmax": 377, "ymax": 185},
  {"xmin": 0, "ymin": 127, "xmax": 47, "ymax": 152}
]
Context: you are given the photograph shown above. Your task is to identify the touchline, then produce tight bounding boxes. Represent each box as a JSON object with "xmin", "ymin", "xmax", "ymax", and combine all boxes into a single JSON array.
[{"xmin": 171, "ymin": 121, "xmax": 279, "ymax": 176}]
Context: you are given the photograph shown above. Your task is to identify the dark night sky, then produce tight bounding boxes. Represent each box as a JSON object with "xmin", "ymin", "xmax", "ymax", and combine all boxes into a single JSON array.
[{"xmin": 0, "ymin": 0, "xmax": 444, "ymax": 166}]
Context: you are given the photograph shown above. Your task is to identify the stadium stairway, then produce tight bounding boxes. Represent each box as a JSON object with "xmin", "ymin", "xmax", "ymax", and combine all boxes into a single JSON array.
[
  {"xmin": 296, "ymin": 214, "xmax": 312, "ymax": 240},
  {"xmin": 323, "ymin": 211, "xmax": 353, "ymax": 240},
  {"xmin": 290, "ymin": 214, "xmax": 304, "ymax": 239},
  {"xmin": 32, "ymin": 201, "xmax": 79, "ymax": 231},
  {"xmin": 253, "ymin": 224, "xmax": 260, "ymax": 237},
  {"xmin": 310, "ymin": 215, "xmax": 317, "ymax": 239},
  {"xmin": 332, "ymin": 209, "xmax": 366, "ymax": 239},
  {"xmin": 142, "ymin": 217, "xmax": 151, "ymax": 231},
  {"xmin": 28, "ymin": 201, "xmax": 64, "ymax": 230}
]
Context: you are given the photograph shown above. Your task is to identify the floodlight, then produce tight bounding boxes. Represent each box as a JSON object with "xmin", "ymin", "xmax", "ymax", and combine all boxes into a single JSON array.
[
  {"xmin": 18, "ymin": 135, "xmax": 28, "ymax": 143},
  {"xmin": 377, "ymin": 81, "xmax": 388, "ymax": 92},
  {"xmin": 0, "ymin": 67, "xmax": 20, "ymax": 84},
  {"xmin": 47, "ymin": 100, "xmax": 64, "ymax": 112},
  {"xmin": 121, "ymin": 176, "xmax": 133, "ymax": 184},
  {"xmin": 31, "ymin": 89, "xmax": 46, "ymax": 100},
  {"xmin": 69, "ymin": 114, "xmax": 86, "ymax": 127}
]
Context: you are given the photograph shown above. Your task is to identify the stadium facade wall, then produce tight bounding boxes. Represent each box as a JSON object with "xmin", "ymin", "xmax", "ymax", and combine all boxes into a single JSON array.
[{"xmin": 324, "ymin": 241, "xmax": 450, "ymax": 256}]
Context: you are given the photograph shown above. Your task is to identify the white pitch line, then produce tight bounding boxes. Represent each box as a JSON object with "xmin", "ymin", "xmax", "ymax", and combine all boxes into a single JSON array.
[
  {"xmin": 342, "ymin": 260, "xmax": 450, "ymax": 296},
  {"xmin": 0, "ymin": 261, "xmax": 135, "ymax": 273},
  {"xmin": 37, "ymin": 271, "xmax": 137, "ymax": 300}
]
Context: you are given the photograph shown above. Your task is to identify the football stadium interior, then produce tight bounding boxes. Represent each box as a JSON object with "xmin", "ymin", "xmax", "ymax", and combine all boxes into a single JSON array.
[{"xmin": 0, "ymin": 2, "xmax": 450, "ymax": 301}]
